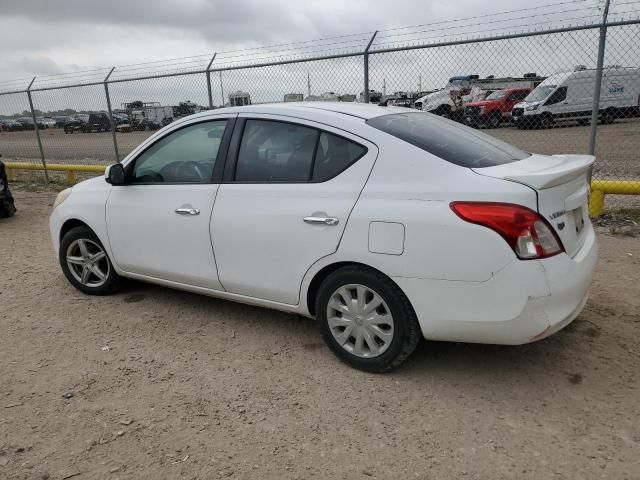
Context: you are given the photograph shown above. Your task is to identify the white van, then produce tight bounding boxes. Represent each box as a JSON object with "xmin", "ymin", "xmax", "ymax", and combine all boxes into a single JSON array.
[{"xmin": 512, "ymin": 67, "xmax": 640, "ymax": 128}]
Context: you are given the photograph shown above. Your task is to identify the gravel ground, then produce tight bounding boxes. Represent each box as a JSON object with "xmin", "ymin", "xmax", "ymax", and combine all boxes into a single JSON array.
[{"xmin": 1, "ymin": 189, "xmax": 639, "ymax": 480}]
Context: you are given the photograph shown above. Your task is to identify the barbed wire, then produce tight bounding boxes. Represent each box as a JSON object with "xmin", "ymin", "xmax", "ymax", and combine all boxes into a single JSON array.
[{"xmin": 1, "ymin": 1, "xmax": 639, "ymax": 92}]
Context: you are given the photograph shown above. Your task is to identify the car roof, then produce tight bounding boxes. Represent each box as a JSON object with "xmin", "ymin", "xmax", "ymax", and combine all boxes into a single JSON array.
[{"xmin": 194, "ymin": 102, "xmax": 412, "ymax": 121}]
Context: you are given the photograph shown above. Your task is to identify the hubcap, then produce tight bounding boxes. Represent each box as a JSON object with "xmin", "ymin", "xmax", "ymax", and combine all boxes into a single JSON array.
[
  {"xmin": 326, "ymin": 284, "xmax": 394, "ymax": 358},
  {"xmin": 66, "ymin": 238, "xmax": 109, "ymax": 287}
]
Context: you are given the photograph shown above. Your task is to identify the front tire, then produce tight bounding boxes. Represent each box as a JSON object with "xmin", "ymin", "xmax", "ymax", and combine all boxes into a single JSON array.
[
  {"xmin": 315, "ymin": 266, "xmax": 421, "ymax": 373},
  {"xmin": 487, "ymin": 111, "xmax": 502, "ymax": 129},
  {"xmin": 59, "ymin": 226, "xmax": 122, "ymax": 295}
]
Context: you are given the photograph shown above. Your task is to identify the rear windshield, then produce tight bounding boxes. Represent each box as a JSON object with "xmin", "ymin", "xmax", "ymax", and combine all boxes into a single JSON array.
[{"xmin": 366, "ymin": 112, "xmax": 530, "ymax": 168}]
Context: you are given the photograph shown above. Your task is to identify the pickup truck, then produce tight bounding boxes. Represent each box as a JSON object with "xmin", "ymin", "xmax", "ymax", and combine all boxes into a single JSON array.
[{"xmin": 463, "ymin": 87, "xmax": 531, "ymax": 128}]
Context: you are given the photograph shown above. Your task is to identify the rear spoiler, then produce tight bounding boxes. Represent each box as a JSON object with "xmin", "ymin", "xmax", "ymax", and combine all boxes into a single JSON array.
[{"xmin": 473, "ymin": 154, "xmax": 595, "ymax": 189}]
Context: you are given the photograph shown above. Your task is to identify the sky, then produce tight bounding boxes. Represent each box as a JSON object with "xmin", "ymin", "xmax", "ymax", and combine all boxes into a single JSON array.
[
  {"xmin": 0, "ymin": 0, "xmax": 637, "ymax": 114},
  {"xmin": 0, "ymin": 0, "xmax": 615, "ymax": 83}
]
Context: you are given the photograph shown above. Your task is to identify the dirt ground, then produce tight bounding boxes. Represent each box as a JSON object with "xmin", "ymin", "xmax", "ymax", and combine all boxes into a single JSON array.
[{"xmin": 1, "ymin": 189, "xmax": 639, "ymax": 480}]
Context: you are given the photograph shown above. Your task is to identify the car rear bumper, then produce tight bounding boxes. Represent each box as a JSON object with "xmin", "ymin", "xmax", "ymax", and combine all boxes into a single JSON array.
[{"xmin": 394, "ymin": 225, "xmax": 598, "ymax": 345}]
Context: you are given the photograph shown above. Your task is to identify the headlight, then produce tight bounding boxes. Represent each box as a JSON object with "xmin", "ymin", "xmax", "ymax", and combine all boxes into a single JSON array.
[
  {"xmin": 53, "ymin": 188, "xmax": 72, "ymax": 209},
  {"xmin": 526, "ymin": 104, "xmax": 539, "ymax": 111}
]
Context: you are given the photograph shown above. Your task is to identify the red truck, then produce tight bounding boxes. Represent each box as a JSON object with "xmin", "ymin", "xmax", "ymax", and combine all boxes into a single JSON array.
[{"xmin": 463, "ymin": 87, "xmax": 531, "ymax": 128}]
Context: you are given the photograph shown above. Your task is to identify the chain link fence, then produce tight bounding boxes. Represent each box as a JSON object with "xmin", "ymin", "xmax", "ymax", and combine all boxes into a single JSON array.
[{"xmin": 1, "ymin": 15, "xmax": 639, "ymax": 212}]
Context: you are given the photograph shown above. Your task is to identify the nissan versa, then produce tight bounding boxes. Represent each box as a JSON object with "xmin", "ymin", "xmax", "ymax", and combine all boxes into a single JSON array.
[{"xmin": 50, "ymin": 103, "xmax": 597, "ymax": 372}]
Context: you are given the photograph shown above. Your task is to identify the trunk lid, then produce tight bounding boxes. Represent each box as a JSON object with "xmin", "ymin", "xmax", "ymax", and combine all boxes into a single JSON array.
[{"xmin": 472, "ymin": 153, "xmax": 594, "ymax": 257}]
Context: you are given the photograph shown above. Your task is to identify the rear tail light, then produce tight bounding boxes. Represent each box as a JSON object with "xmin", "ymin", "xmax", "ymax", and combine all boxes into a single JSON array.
[{"xmin": 450, "ymin": 202, "xmax": 564, "ymax": 259}]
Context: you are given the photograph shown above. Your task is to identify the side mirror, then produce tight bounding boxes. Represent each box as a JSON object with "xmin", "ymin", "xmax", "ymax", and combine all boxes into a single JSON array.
[{"xmin": 105, "ymin": 163, "xmax": 126, "ymax": 185}]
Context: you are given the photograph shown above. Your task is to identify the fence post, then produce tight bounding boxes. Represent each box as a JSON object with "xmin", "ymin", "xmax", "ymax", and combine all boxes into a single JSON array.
[
  {"xmin": 219, "ymin": 71, "xmax": 225, "ymax": 107},
  {"xmin": 103, "ymin": 67, "xmax": 120, "ymax": 163},
  {"xmin": 206, "ymin": 53, "xmax": 217, "ymax": 109},
  {"xmin": 587, "ymin": 0, "xmax": 610, "ymax": 184},
  {"xmin": 363, "ymin": 31, "xmax": 378, "ymax": 103},
  {"xmin": 26, "ymin": 77, "xmax": 49, "ymax": 183}
]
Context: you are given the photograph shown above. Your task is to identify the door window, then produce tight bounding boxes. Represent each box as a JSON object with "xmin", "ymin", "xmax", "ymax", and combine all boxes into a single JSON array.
[
  {"xmin": 545, "ymin": 87, "xmax": 568, "ymax": 105},
  {"xmin": 131, "ymin": 120, "xmax": 227, "ymax": 183},
  {"xmin": 235, "ymin": 120, "xmax": 319, "ymax": 182},
  {"xmin": 508, "ymin": 91, "xmax": 528, "ymax": 102},
  {"xmin": 312, "ymin": 132, "xmax": 367, "ymax": 182},
  {"xmin": 235, "ymin": 119, "xmax": 368, "ymax": 183}
]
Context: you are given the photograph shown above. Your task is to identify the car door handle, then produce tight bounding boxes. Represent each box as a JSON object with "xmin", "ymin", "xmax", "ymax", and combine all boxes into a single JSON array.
[
  {"xmin": 175, "ymin": 207, "xmax": 200, "ymax": 216},
  {"xmin": 303, "ymin": 216, "xmax": 339, "ymax": 226}
]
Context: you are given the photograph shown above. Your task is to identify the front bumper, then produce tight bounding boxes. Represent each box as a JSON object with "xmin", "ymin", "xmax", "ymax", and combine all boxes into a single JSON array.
[{"xmin": 394, "ymin": 226, "xmax": 598, "ymax": 345}]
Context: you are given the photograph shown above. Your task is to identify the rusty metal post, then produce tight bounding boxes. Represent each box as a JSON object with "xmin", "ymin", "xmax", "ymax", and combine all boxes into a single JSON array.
[
  {"xmin": 104, "ymin": 67, "xmax": 120, "ymax": 162},
  {"xmin": 26, "ymin": 77, "xmax": 49, "ymax": 183},
  {"xmin": 206, "ymin": 53, "xmax": 217, "ymax": 109},
  {"xmin": 363, "ymin": 31, "xmax": 378, "ymax": 103}
]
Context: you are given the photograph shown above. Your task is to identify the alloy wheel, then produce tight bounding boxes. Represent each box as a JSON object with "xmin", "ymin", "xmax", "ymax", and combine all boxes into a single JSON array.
[{"xmin": 66, "ymin": 238, "xmax": 110, "ymax": 288}]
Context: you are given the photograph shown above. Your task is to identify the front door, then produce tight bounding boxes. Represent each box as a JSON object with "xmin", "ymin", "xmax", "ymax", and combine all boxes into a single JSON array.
[
  {"xmin": 106, "ymin": 118, "xmax": 232, "ymax": 289},
  {"xmin": 211, "ymin": 114, "xmax": 378, "ymax": 304}
]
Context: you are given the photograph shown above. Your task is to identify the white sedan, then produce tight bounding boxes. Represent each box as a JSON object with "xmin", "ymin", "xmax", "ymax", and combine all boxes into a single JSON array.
[{"xmin": 50, "ymin": 103, "xmax": 597, "ymax": 372}]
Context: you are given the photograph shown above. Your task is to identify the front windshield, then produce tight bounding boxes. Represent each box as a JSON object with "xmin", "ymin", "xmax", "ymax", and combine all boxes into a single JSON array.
[
  {"xmin": 486, "ymin": 91, "xmax": 506, "ymax": 100},
  {"xmin": 526, "ymin": 85, "xmax": 557, "ymax": 103}
]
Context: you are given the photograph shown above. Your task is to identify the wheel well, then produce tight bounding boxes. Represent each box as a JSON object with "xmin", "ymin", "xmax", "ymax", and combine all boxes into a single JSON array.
[
  {"xmin": 59, "ymin": 219, "xmax": 90, "ymax": 242},
  {"xmin": 306, "ymin": 261, "xmax": 396, "ymax": 317}
]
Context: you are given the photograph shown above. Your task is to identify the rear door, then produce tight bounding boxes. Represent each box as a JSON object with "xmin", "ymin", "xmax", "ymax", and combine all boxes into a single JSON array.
[
  {"xmin": 210, "ymin": 114, "xmax": 378, "ymax": 304},
  {"xmin": 473, "ymin": 153, "xmax": 594, "ymax": 257}
]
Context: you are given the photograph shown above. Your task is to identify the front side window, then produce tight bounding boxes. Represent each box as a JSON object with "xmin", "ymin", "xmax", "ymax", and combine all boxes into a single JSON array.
[
  {"xmin": 367, "ymin": 112, "xmax": 530, "ymax": 168},
  {"xmin": 235, "ymin": 120, "xmax": 318, "ymax": 182},
  {"xmin": 526, "ymin": 85, "xmax": 557, "ymax": 103},
  {"xmin": 131, "ymin": 120, "xmax": 227, "ymax": 183},
  {"xmin": 545, "ymin": 86, "xmax": 568, "ymax": 105},
  {"xmin": 486, "ymin": 91, "xmax": 506, "ymax": 100}
]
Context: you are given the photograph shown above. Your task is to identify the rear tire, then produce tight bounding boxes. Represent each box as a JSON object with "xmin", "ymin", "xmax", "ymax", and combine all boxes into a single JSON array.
[
  {"xmin": 59, "ymin": 226, "xmax": 122, "ymax": 295},
  {"xmin": 315, "ymin": 266, "xmax": 421, "ymax": 373},
  {"xmin": 601, "ymin": 109, "xmax": 617, "ymax": 125}
]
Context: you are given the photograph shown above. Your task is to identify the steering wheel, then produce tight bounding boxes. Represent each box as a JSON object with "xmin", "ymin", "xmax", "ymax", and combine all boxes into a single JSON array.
[{"xmin": 176, "ymin": 161, "xmax": 206, "ymax": 182}]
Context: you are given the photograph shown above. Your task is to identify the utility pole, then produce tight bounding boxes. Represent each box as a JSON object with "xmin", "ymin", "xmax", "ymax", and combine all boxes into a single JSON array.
[
  {"xmin": 418, "ymin": 75, "xmax": 422, "ymax": 92},
  {"xmin": 383, "ymin": 78, "xmax": 386, "ymax": 97},
  {"xmin": 307, "ymin": 72, "xmax": 311, "ymax": 98}
]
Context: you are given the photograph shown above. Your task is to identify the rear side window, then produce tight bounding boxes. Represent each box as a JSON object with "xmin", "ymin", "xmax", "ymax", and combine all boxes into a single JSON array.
[
  {"xmin": 236, "ymin": 120, "xmax": 318, "ymax": 182},
  {"xmin": 235, "ymin": 119, "xmax": 367, "ymax": 182},
  {"xmin": 366, "ymin": 112, "xmax": 530, "ymax": 168},
  {"xmin": 312, "ymin": 132, "xmax": 367, "ymax": 182}
]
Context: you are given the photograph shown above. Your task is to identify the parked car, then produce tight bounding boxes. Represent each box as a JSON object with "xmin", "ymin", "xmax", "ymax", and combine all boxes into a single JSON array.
[
  {"xmin": 0, "ymin": 155, "xmax": 17, "ymax": 218},
  {"xmin": 512, "ymin": 67, "xmax": 640, "ymax": 128},
  {"xmin": 50, "ymin": 103, "xmax": 597, "ymax": 372},
  {"xmin": 53, "ymin": 116, "xmax": 73, "ymax": 128},
  {"xmin": 464, "ymin": 88, "xmax": 531, "ymax": 128},
  {"xmin": 16, "ymin": 117, "xmax": 36, "ymax": 130},
  {"xmin": 37, "ymin": 117, "xmax": 57, "ymax": 129},
  {"xmin": 64, "ymin": 113, "xmax": 110, "ymax": 133},
  {"xmin": 0, "ymin": 120, "xmax": 23, "ymax": 132}
]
